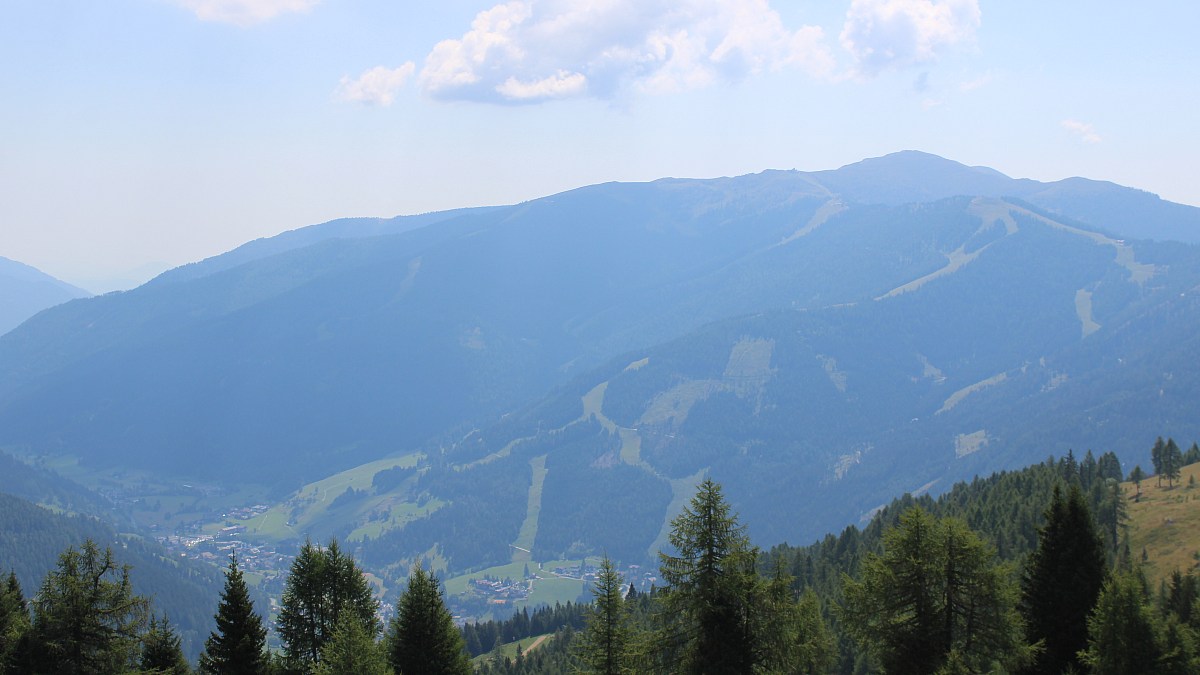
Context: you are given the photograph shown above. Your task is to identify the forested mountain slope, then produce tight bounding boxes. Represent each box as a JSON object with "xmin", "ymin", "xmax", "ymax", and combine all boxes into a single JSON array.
[
  {"xmin": 353, "ymin": 196, "xmax": 1200, "ymax": 570},
  {"xmin": 0, "ymin": 491, "xmax": 224, "ymax": 660}
]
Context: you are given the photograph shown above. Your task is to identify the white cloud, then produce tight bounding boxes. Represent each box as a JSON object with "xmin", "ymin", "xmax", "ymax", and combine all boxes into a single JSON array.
[
  {"xmin": 1062, "ymin": 119, "xmax": 1102, "ymax": 144},
  {"xmin": 496, "ymin": 70, "xmax": 588, "ymax": 100},
  {"xmin": 336, "ymin": 64, "xmax": 417, "ymax": 106},
  {"xmin": 840, "ymin": 0, "xmax": 980, "ymax": 76},
  {"xmin": 417, "ymin": 0, "xmax": 835, "ymax": 104},
  {"xmin": 174, "ymin": 0, "xmax": 318, "ymax": 26}
]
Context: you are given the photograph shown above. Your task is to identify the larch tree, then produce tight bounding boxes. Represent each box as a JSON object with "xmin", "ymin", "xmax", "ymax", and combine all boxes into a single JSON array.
[
  {"xmin": 1129, "ymin": 465, "xmax": 1146, "ymax": 501},
  {"xmin": 199, "ymin": 553, "xmax": 268, "ymax": 675},
  {"xmin": 1080, "ymin": 570, "xmax": 1161, "ymax": 674},
  {"xmin": 759, "ymin": 562, "xmax": 834, "ymax": 675},
  {"xmin": 29, "ymin": 539, "xmax": 150, "ymax": 675},
  {"xmin": 1152, "ymin": 437, "xmax": 1166, "ymax": 486},
  {"xmin": 313, "ymin": 613, "xmax": 390, "ymax": 675},
  {"xmin": 575, "ymin": 555, "xmax": 632, "ymax": 675},
  {"xmin": 277, "ymin": 539, "xmax": 379, "ymax": 670},
  {"xmin": 386, "ymin": 563, "xmax": 471, "ymax": 675},
  {"xmin": 1164, "ymin": 438, "xmax": 1184, "ymax": 487},
  {"xmin": 841, "ymin": 507, "xmax": 1027, "ymax": 675},
  {"xmin": 1018, "ymin": 484, "xmax": 1107, "ymax": 675},
  {"xmin": 657, "ymin": 478, "xmax": 763, "ymax": 675}
]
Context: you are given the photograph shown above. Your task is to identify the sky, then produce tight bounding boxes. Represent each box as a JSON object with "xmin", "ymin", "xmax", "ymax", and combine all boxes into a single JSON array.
[{"xmin": 2, "ymin": 0, "xmax": 1198, "ymax": 292}]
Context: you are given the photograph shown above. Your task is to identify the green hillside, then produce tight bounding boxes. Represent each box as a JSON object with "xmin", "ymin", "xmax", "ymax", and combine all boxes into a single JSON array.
[{"xmin": 1127, "ymin": 461, "xmax": 1200, "ymax": 583}]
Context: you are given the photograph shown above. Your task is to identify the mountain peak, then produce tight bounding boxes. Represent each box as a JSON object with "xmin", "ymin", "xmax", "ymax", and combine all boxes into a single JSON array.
[{"xmin": 811, "ymin": 151, "xmax": 1023, "ymax": 205}]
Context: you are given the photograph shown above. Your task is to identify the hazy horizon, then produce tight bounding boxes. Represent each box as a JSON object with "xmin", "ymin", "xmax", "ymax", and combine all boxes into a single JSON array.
[{"xmin": 4, "ymin": 1, "xmax": 1198, "ymax": 287}]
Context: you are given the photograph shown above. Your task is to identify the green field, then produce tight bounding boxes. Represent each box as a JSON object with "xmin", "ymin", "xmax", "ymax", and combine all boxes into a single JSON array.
[
  {"xmin": 511, "ymin": 455, "xmax": 548, "ymax": 562},
  {"xmin": 472, "ymin": 633, "xmax": 555, "ymax": 666},
  {"xmin": 239, "ymin": 452, "xmax": 424, "ymax": 540},
  {"xmin": 444, "ymin": 557, "xmax": 595, "ymax": 616},
  {"xmin": 346, "ymin": 498, "xmax": 446, "ymax": 541}
]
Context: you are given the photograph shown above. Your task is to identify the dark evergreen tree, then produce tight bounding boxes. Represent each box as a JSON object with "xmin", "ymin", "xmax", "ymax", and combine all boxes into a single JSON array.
[
  {"xmin": 386, "ymin": 564, "xmax": 471, "ymax": 675},
  {"xmin": 1162, "ymin": 570, "xmax": 1198, "ymax": 625},
  {"xmin": 0, "ymin": 571, "xmax": 30, "ymax": 673},
  {"xmin": 1097, "ymin": 451, "xmax": 1124, "ymax": 483},
  {"xmin": 140, "ymin": 615, "xmax": 191, "ymax": 675},
  {"xmin": 1018, "ymin": 484, "xmax": 1107, "ymax": 675},
  {"xmin": 1164, "ymin": 438, "xmax": 1184, "ymax": 487},
  {"xmin": 841, "ymin": 508, "xmax": 1027, "ymax": 675},
  {"xmin": 1129, "ymin": 465, "xmax": 1146, "ymax": 501},
  {"xmin": 575, "ymin": 556, "xmax": 632, "ymax": 674},
  {"xmin": 1152, "ymin": 436, "xmax": 1167, "ymax": 486},
  {"xmin": 1184, "ymin": 442, "xmax": 1200, "ymax": 466},
  {"xmin": 277, "ymin": 539, "xmax": 379, "ymax": 670},
  {"xmin": 199, "ymin": 553, "xmax": 268, "ymax": 675},
  {"xmin": 657, "ymin": 479, "xmax": 765, "ymax": 675},
  {"xmin": 29, "ymin": 539, "xmax": 150, "ymax": 674}
]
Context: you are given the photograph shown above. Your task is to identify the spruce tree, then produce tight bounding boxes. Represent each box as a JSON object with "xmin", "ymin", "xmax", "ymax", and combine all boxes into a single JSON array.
[
  {"xmin": 575, "ymin": 556, "xmax": 632, "ymax": 674},
  {"xmin": 1184, "ymin": 442, "xmax": 1200, "ymax": 465},
  {"xmin": 0, "ymin": 571, "xmax": 30, "ymax": 673},
  {"xmin": 1163, "ymin": 570, "xmax": 1198, "ymax": 625},
  {"xmin": 140, "ymin": 615, "xmax": 191, "ymax": 675},
  {"xmin": 1018, "ymin": 484, "xmax": 1107, "ymax": 675},
  {"xmin": 199, "ymin": 553, "xmax": 268, "ymax": 675},
  {"xmin": 386, "ymin": 564, "xmax": 471, "ymax": 675}
]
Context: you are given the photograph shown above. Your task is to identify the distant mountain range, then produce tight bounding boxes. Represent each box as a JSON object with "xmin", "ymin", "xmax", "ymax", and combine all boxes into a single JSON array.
[
  {"xmin": 1, "ymin": 151, "xmax": 1198, "ymax": 578},
  {"xmin": 0, "ymin": 256, "xmax": 90, "ymax": 335}
]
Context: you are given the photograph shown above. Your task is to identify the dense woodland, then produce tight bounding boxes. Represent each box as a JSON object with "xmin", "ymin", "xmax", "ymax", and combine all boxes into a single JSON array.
[{"xmin": 2, "ymin": 439, "xmax": 1200, "ymax": 673}]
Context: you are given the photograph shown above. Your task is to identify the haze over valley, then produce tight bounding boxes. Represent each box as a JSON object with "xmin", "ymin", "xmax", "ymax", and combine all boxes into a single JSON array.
[
  {"xmin": 4, "ymin": 1, "xmax": 1200, "ymax": 672},
  {"xmin": 4, "ymin": 151, "xmax": 1200, "ymax": 610}
]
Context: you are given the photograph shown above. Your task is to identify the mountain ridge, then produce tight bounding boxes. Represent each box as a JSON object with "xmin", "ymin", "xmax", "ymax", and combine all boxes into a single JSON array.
[
  {"xmin": 1, "ymin": 152, "xmax": 1198, "ymax": 579},
  {"xmin": 0, "ymin": 255, "xmax": 91, "ymax": 336}
]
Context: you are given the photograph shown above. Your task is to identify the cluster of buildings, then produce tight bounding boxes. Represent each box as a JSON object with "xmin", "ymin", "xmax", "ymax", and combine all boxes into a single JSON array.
[
  {"xmin": 549, "ymin": 561, "xmax": 659, "ymax": 593},
  {"xmin": 469, "ymin": 576, "xmax": 532, "ymax": 605},
  {"xmin": 154, "ymin": 522, "xmax": 293, "ymax": 579}
]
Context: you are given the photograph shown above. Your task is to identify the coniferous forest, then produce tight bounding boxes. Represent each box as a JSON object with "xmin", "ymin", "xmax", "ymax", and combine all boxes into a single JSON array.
[{"xmin": 2, "ymin": 441, "xmax": 1199, "ymax": 674}]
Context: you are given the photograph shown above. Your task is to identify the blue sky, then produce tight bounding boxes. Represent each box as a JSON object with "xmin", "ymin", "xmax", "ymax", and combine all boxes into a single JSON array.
[{"xmin": 3, "ymin": 0, "xmax": 1198, "ymax": 291}]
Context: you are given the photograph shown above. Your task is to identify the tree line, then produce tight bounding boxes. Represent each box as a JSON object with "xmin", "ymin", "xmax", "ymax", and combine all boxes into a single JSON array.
[
  {"xmin": 0, "ymin": 535, "xmax": 472, "ymax": 675},
  {"xmin": 477, "ymin": 441, "xmax": 1200, "ymax": 674},
  {"xmin": 2, "ymin": 438, "xmax": 1199, "ymax": 673}
]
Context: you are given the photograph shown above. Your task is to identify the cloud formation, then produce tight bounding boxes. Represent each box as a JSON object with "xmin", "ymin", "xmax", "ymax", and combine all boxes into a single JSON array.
[
  {"xmin": 417, "ymin": 0, "xmax": 834, "ymax": 104},
  {"xmin": 336, "ymin": 64, "xmax": 417, "ymax": 106},
  {"xmin": 174, "ymin": 0, "xmax": 318, "ymax": 26},
  {"xmin": 1062, "ymin": 119, "xmax": 1102, "ymax": 144},
  {"xmin": 840, "ymin": 0, "xmax": 980, "ymax": 76}
]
